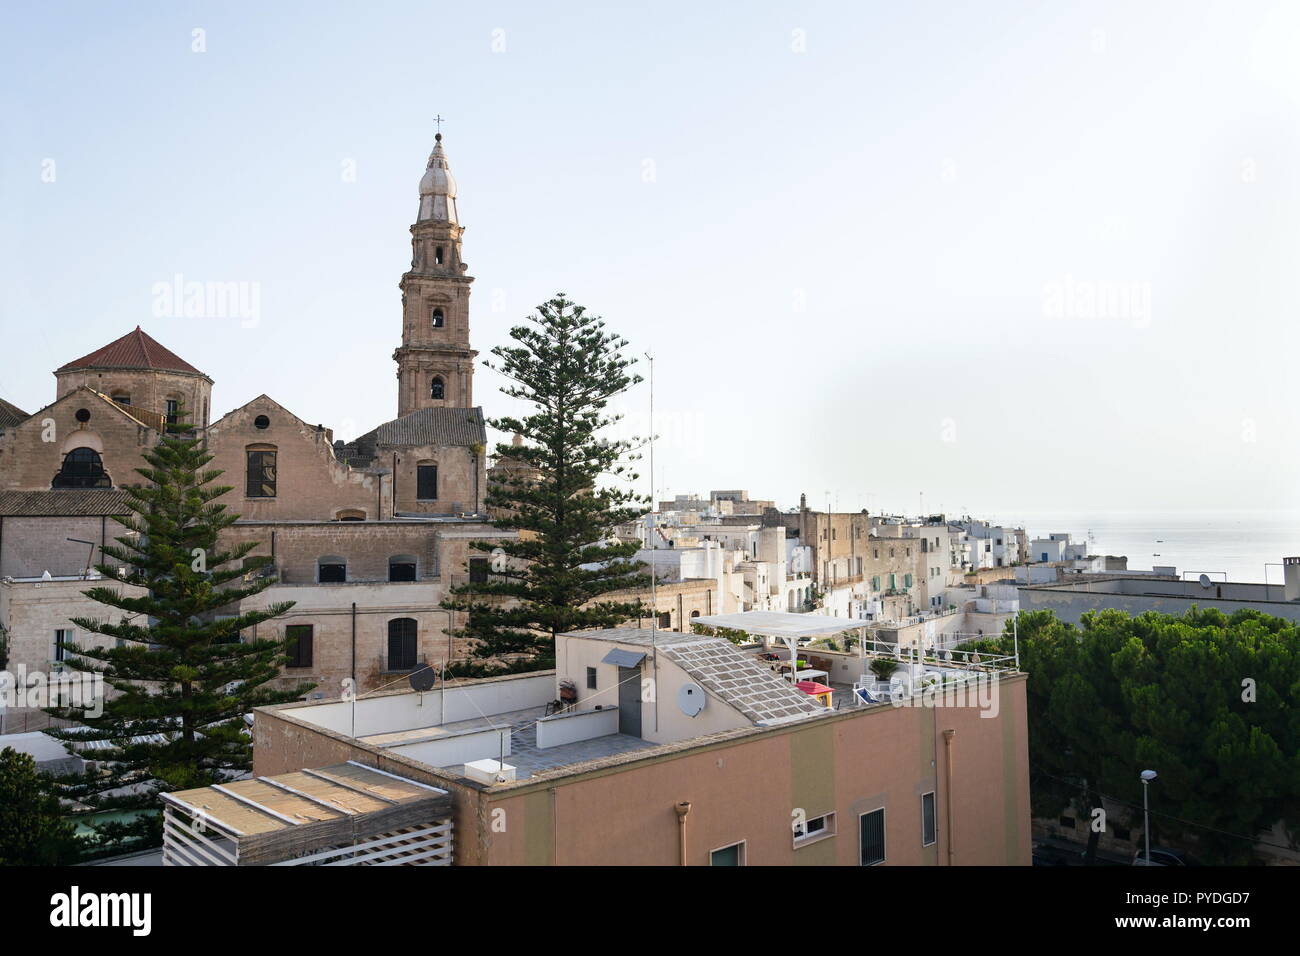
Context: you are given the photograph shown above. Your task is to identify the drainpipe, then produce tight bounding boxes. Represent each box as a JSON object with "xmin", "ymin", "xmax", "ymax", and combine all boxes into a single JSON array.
[
  {"xmin": 943, "ymin": 729, "xmax": 956, "ymax": 865},
  {"xmin": 675, "ymin": 801, "xmax": 691, "ymax": 866},
  {"xmin": 350, "ymin": 602, "xmax": 357, "ymax": 690}
]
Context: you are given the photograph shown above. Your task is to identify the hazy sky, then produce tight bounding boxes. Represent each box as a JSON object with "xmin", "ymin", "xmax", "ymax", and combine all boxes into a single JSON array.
[{"xmin": 4, "ymin": 1, "xmax": 1300, "ymax": 518}]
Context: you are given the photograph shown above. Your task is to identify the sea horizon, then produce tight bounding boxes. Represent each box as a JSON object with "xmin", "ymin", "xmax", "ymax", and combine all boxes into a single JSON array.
[{"xmin": 983, "ymin": 509, "xmax": 1300, "ymax": 585}]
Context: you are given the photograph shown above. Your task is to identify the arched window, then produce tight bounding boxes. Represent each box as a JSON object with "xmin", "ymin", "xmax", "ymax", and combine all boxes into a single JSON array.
[
  {"xmin": 109, "ymin": 392, "xmax": 131, "ymax": 406},
  {"xmin": 164, "ymin": 397, "xmax": 181, "ymax": 425},
  {"xmin": 389, "ymin": 555, "xmax": 418, "ymax": 582},
  {"xmin": 430, "ymin": 377, "xmax": 445, "ymax": 400},
  {"xmin": 318, "ymin": 555, "xmax": 347, "ymax": 583},
  {"xmin": 52, "ymin": 447, "xmax": 110, "ymax": 488},
  {"xmin": 335, "ymin": 509, "xmax": 366, "ymax": 522},
  {"xmin": 431, "ymin": 308, "xmax": 444, "ymax": 328},
  {"xmin": 434, "ymin": 246, "xmax": 444, "ymax": 265},
  {"xmin": 388, "ymin": 618, "xmax": 418, "ymax": 671}
]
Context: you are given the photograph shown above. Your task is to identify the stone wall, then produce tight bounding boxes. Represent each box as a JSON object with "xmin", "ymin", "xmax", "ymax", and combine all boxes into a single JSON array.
[{"xmin": 0, "ymin": 390, "xmax": 161, "ymax": 492}]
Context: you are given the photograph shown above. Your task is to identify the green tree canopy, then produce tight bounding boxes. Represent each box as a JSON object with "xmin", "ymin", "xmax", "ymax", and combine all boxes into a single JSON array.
[
  {"xmin": 975, "ymin": 607, "xmax": 1300, "ymax": 863},
  {"xmin": 443, "ymin": 294, "xmax": 650, "ymax": 663}
]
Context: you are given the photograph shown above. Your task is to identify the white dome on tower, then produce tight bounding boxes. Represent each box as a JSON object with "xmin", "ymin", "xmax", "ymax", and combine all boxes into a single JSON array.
[{"xmin": 418, "ymin": 133, "xmax": 458, "ymax": 223}]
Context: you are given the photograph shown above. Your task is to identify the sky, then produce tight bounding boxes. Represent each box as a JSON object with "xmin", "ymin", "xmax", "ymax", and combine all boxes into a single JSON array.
[{"xmin": 4, "ymin": 1, "xmax": 1300, "ymax": 518}]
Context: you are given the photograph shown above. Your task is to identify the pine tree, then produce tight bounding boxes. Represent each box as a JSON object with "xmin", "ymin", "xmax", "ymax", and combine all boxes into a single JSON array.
[
  {"xmin": 443, "ymin": 294, "xmax": 650, "ymax": 664},
  {"xmin": 45, "ymin": 408, "xmax": 309, "ymax": 813}
]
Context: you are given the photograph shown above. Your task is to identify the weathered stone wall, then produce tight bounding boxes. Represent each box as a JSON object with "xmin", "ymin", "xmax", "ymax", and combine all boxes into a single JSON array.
[
  {"xmin": 54, "ymin": 367, "xmax": 212, "ymax": 428},
  {"xmin": 0, "ymin": 390, "xmax": 161, "ymax": 491},
  {"xmin": 205, "ymin": 396, "xmax": 382, "ymax": 521},
  {"xmin": 386, "ymin": 442, "xmax": 483, "ymax": 515}
]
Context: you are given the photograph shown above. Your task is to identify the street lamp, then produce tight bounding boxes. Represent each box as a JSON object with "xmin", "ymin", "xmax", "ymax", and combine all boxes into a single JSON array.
[{"xmin": 1140, "ymin": 769, "xmax": 1158, "ymax": 864}]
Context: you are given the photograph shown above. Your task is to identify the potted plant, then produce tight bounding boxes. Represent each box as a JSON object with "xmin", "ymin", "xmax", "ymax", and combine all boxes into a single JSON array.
[{"xmin": 869, "ymin": 657, "xmax": 899, "ymax": 682}]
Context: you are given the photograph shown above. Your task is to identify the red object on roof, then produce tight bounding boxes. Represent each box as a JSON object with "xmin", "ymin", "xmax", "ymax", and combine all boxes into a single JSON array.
[
  {"xmin": 795, "ymin": 680, "xmax": 832, "ymax": 695},
  {"xmin": 57, "ymin": 326, "xmax": 206, "ymax": 377}
]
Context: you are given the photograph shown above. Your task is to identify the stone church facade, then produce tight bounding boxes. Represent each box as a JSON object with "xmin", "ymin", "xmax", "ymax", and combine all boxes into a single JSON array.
[{"xmin": 0, "ymin": 136, "xmax": 511, "ymax": 730}]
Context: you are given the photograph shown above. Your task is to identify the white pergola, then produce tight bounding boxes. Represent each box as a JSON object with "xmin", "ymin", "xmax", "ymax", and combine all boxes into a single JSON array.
[{"xmin": 693, "ymin": 610, "xmax": 867, "ymax": 681}]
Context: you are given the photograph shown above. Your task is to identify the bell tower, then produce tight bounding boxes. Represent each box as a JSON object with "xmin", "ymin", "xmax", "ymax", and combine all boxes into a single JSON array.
[{"xmin": 393, "ymin": 131, "xmax": 476, "ymax": 416}]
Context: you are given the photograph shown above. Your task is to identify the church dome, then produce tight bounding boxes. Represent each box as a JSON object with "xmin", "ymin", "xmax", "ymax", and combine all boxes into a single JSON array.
[{"xmin": 418, "ymin": 133, "xmax": 458, "ymax": 223}]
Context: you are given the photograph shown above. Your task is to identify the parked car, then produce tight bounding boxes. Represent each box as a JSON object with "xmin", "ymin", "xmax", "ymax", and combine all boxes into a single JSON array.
[{"xmin": 1132, "ymin": 846, "xmax": 1196, "ymax": 866}]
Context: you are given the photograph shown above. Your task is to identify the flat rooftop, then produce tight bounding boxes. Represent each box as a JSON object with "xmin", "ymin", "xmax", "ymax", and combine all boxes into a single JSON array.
[
  {"xmin": 1023, "ymin": 576, "xmax": 1295, "ymax": 604},
  {"xmin": 360, "ymin": 704, "xmax": 655, "ymax": 780}
]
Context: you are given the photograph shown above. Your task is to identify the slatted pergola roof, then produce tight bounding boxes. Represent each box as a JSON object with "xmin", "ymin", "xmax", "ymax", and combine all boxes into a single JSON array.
[{"xmin": 161, "ymin": 761, "xmax": 454, "ymax": 866}]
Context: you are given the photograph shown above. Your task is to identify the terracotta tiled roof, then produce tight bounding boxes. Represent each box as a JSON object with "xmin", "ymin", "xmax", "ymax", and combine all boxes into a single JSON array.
[
  {"xmin": 0, "ymin": 397, "xmax": 29, "ymax": 429},
  {"xmin": 0, "ymin": 489, "xmax": 132, "ymax": 517},
  {"xmin": 56, "ymin": 327, "xmax": 207, "ymax": 377}
]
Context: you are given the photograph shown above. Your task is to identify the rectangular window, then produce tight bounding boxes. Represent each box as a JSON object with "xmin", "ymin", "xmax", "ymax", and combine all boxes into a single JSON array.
[
  {"xmin": 165, "ymin": 399, "xmax": 179, "ymax": 425},
  {"xmin": 246, "ymin": 449, "xmax": 277, "ymax": 497},
  {"xmin": 860, "ymin": 809, "xmax": 886, "ymax": 865},
  {"xmin": 285, "ymin": 625, "xmax": 313, "ymax": 668},
  {"xmin": 388, "ymin": 619, "xmax": 418, "ymax": 671},
  {"xmin": 794, "ymin": 811, "xmax": 836, "ymax": 846},
  {"xmin": 318, "ymin": 562, "xmax": 346, "ymax": 583},
  {"xmin": 921, "ymin": 792, "xmax": 937, "ymax": 846},
  {"xmin": 389, "ymin": 561, "xmax": 417, "ymax": 582},
  {"xmin": 53, "ymin": 628, "xmax": 71, "ymax": 663},
  {"xmin": 586, "ymin": 666, "xmax": 597, "ymax": 690},
  {"xmin": 469, "ymin": 557, "xmax": 489, "ymax": 584},
  {"xmin": 417, "ymin": 464, "xmax": 438, "ymax": 501},
  {"xmin": 710, "ymin": 842, "xmax": 745, "ymax": 866}
]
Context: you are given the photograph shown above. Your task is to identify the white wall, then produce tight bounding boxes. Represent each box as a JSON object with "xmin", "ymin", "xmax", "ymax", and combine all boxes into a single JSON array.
[
  {"xmin": 389, "ymin": 726, "xmax": 512, "ymax": 768},
  {"xmin": 535, "ymin": 706, "xmax": 619, "ymax": 748},
  {"xmin": 285, "ymin": 673, "xmax": 554, "ymax": 737}
]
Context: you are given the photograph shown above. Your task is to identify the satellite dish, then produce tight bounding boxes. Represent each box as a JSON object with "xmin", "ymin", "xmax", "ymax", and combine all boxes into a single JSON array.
[
  {"xmin": 408, "ymin": 667, "xmax": 437, "ymax": 692},
  {"xmin": 1198, "ymin": 573, "xmax": 1212, "ymax": 589},
  {"xmin": 677, "ymin": 683, "xmax": 706, "ymax": 717}
]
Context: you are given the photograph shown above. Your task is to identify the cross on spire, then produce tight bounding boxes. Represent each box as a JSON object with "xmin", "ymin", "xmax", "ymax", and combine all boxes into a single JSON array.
[{"xmin": 434, "ymin": 114, "xmax": 445, "ymax": 140}]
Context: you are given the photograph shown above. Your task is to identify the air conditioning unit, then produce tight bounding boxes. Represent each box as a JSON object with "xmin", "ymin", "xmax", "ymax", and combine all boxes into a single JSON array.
[{"xmin": 464, "ymin": 758, "xmax": 516, "ymax": 785}]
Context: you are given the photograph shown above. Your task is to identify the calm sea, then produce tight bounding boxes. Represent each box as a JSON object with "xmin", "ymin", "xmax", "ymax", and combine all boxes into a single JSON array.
[{"xmin": 984, "ymin": 511, "xmax": 1300, "ymax": 585}]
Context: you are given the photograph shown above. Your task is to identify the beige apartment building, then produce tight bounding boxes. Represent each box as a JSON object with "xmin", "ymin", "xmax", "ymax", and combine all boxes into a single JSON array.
[{"xmin": 220, "ymin": 617, "xmax": 1031, "ymax": 867}]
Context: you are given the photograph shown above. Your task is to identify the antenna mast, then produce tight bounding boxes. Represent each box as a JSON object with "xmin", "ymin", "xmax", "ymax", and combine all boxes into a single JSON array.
[{"xmin": 646, "ymin": 351, "xmax": 659, "ymax": 733}]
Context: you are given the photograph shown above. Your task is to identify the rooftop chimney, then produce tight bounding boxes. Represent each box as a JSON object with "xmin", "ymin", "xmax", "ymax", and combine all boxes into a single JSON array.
[{"xmin": 1284, "ymin": 557, "xmax": 1300, "ymax": 601}]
